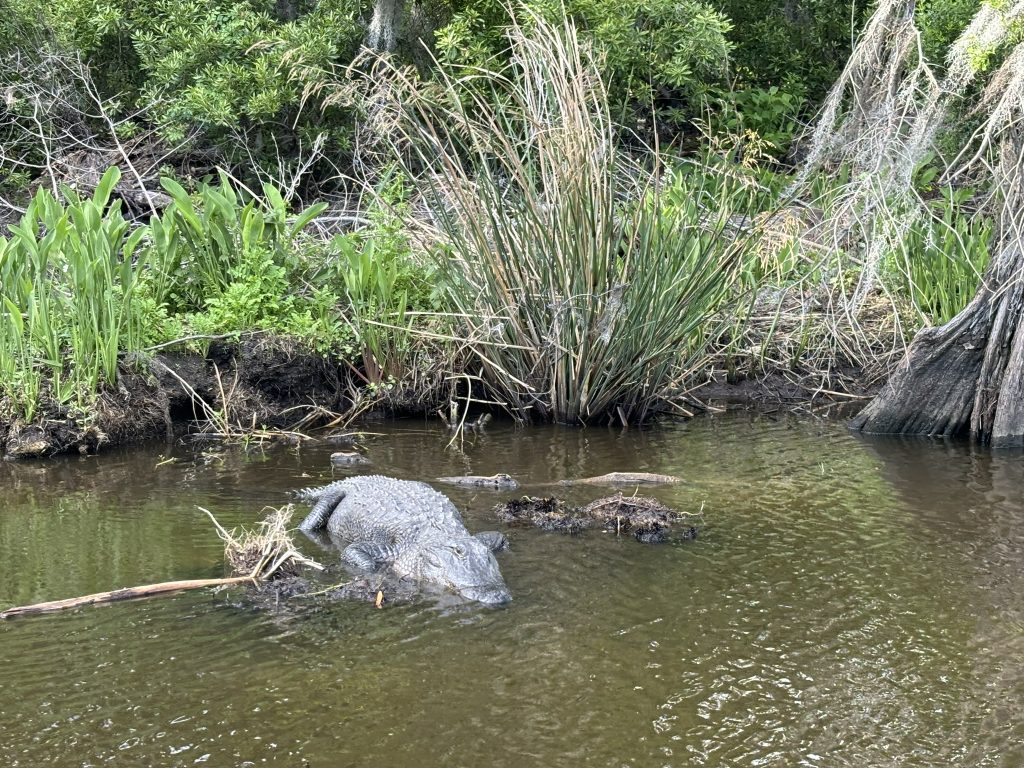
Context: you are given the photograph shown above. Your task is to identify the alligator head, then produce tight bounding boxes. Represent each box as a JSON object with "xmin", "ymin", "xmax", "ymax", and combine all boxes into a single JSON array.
[{"xmin": 416, "ymin": 536, "xmax": 512, "ymax": 606}]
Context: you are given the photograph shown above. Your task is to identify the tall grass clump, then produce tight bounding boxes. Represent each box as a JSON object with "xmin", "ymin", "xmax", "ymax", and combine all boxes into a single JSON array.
[
  {"xmin": 0, "ymin": 168, "xmax": 148, "ymax": 420},
  {"xmin": 367, "ymin": 12, "xmax": 761, "ymax": 424}
]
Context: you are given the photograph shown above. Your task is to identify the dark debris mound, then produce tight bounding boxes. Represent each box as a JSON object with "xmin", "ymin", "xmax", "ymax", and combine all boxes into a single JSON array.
[
  {"xmin": 494, "ymin": 494, "xmax": 699, "ymax": 543},
  {"xmin": 494, "ymin": 496, "xmax": 590, "ymax": 533},
  {"xmin": 252, "ymin": 575, "xmax": 314, "ymax": 600},
  {"xmin": 326, "ymin": 576, "xmax": 420, "ymax": 605},
  {"xmin": 580, "ymin": 494, "xmax": 697, "ymax": 543}
]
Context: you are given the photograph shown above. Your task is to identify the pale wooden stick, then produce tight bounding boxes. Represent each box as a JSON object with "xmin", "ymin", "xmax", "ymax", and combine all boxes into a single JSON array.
[{"xmin": 0, "ymin": 576, "xmax": 254, "ymax": 619}]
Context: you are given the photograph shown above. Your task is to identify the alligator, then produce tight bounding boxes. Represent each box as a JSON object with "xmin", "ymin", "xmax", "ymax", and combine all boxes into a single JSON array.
[
  {"xmin": 560, "ymin": 472, "xmax": 681, "ymax": 486},
  {"xmin": 296, "ymin": 475, "xmax": 512, "ymax": 605},
  {"xmin": 435, "ymin": 474, "xmax": 520, "ymax": 490},
  {"xmin": 330, "ymin": 450, "xmax": 371, "ymax": 466}
]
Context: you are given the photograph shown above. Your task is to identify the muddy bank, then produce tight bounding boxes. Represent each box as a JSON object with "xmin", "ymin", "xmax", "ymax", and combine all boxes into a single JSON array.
[
  {"xmin": 691, "ymin": 370, "xmax": 880, "ymax": 411},
  {"xmin": 0, "ymin": 336, "xmax": 882, "ymax": 460},
  {"xmin": 0, "ymin": 338, "xmax": 355, "ymax": 460}
]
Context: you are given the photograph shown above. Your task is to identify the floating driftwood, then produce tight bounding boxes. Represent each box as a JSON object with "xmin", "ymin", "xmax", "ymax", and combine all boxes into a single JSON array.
[
  {"xmin": 495, "ymin": 493, "xmax": 699, "ymax": 543},
  {"xmin": 1, "ymin": 506, "xmax": 322, "ymax": 620},
  {"xmin": 330, "ymin": 450, "xmax": 371, "ymax": 466},
  {"xmin": 0, "ymin": 577, "xmax": 256, "ymax": 619}
]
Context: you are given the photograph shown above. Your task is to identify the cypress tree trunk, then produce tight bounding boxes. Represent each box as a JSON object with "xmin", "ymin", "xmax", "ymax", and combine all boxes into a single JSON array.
[{"xmin": 851, "ymin": 133, "xmax": 1024, "ymax": 445}]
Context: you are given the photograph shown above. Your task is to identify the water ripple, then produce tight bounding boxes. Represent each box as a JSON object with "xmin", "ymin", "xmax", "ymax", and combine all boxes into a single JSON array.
[{"xmin": 1, "ymin": 415, "xmax": 1023, "ymax": 766}]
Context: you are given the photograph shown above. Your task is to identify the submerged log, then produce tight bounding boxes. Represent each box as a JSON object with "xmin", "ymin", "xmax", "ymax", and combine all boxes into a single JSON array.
[{"xmin": 561, "ymin": 472, "xmax": 681, "ymax": 486}]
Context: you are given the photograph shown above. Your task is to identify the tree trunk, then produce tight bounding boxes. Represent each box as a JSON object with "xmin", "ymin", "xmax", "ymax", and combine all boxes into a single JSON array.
[
  {"xmin": 851, "ymin": 137, "xmax": 1024, "ymax": 445},
  {"xmin": 366, "ymin": 0, "xmax": 406, "ymax": 52}
]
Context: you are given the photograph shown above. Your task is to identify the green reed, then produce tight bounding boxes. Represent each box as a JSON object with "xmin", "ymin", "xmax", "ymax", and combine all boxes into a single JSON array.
[
  {"xmin": 376, "ymin": 12, "xmax": 762, "ymax": 423},
  {"xmin": 894, "ymin": 189, "xmax": 992, "ymax": 326}
]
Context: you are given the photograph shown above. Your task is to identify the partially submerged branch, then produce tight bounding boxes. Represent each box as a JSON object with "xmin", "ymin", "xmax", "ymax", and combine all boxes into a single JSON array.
[
  {"xmin": 0, "ymin": 577, "xmax": 255, "ymax": 619},
  {"xmin": 1, "ymin": 506, "xmax": 322, "ymax": 620}
]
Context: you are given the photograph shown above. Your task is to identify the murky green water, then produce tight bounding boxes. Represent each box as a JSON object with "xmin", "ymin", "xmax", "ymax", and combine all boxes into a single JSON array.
[{"xmin": 2, "ymin": 413, "xmax": 1023, "ymax": 766}]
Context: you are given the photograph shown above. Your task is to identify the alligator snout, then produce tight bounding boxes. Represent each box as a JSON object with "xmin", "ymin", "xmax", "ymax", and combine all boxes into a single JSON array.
[{"xmin": 461, "ymin": 584, "xmax": 513, "ymax": 605}]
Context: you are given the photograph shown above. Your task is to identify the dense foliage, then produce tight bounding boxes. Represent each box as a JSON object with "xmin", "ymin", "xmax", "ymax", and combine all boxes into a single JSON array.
[
  {"xmin": 0, "ymin": 0, "xmax": 1012, "ymax": 436},
  {"xmin": 436, "ymin": 0, "xmax": 731, "ymax": 131},
  {"xmin": 22, "ymin": 0, "xmax": 363, "ymax": 174}
]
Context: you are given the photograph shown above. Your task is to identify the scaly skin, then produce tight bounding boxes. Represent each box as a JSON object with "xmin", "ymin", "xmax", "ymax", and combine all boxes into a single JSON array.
[
  {"xmin": 297, "ymin": 476, "xmax": 511, "ymax": 605},
  {"xmin": 561, "ymin": 472, "xmax": 681, "ymax": 486},
  {"xmin": 435, "ymin": 474, "xmax": 520, "ymax": 490}
]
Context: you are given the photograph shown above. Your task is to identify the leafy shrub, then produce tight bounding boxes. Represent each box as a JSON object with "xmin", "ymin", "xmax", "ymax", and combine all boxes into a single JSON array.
[
  {"xmin": 180, "ymin": 243, "xmax": 355, "ymax": 358},
  {"xmin": 436, "ymin": 0, "xmax": 732, "ymax": 130},
  {"xmin": 917, "ymin": 0, "xmax": 985, "ymax": 68},
  {"xmin": 151, "ymin": 173, "xmax": 326, "ymax": 313},
  {"xmin": 708, "ymin": 85, "xmax": 803, "ymax": 159},
  {"xmin": 35, "ymin": 0, "xmax": 362, "ymax": 171},
  {"xmin": 712, "ymin": 0, "xmax": 864, "ymax": 104}
]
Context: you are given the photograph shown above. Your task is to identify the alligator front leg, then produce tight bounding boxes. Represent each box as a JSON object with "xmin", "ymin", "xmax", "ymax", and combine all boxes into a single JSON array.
[
  {"xmin": 298, "ymin": 486, "xmax": 348, "ymax": 533},
  {"xmin": 475, "ymin": 531, "xmax": 509, "ymax": 552},
  {"xmin": 342, "ymin": 541, "xmax": 393, "ymax": 571}
]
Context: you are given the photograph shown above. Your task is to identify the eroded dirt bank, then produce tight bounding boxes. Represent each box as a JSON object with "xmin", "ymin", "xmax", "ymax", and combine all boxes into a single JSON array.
[
  {"xmin": 0, "ymin": 336, "xmax": 881, "ymax": 460},
  {"xmin": 1, "ymin": 338, "xmax": 354, "ymax": 459}
]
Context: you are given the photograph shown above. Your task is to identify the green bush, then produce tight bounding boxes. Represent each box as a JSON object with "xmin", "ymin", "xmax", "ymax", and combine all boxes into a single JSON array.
[
  {"xmin": 707, "ymin": 85, "xmax": 803, "ymax": 159},
  {"xmin": 917, "ymin": 0, "xmax": 983, "ymax": 67},
  {"xmin": 436, "ymin": 0, "xmax": 732, "ymax": 130},
  {"xmin": 711, "ymin": 0, "xmax": 865, "ymax": 110},
  {"xmin": 35, "ymin": 0, "xmax": 362, "ymax": 172},
  {"xmin": 151, "ymin": 173, "xmax": 326, "ymax": 313}
]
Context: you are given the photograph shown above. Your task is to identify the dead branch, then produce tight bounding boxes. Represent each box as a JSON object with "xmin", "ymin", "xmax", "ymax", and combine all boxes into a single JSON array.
[
  {"xmin": 1, "ymin": 506, "xmax": 322, "ymax": 620},
  {"xmin": 0, "ymin": 577, "xmax": 255, "ymax": 619}
]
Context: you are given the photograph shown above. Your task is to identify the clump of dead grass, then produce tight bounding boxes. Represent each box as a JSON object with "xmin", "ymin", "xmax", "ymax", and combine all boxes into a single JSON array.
[{"xmin": 201, "ymin": 505, "xmax": 323, "ymax": 580}]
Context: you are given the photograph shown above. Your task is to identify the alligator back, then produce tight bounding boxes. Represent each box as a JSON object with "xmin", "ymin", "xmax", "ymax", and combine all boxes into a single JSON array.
[
  {"xmin": 315, "ymin": 475, "xmax": 466, "ymax": 542},
  {"xmin": 296, "ymin": 475, "xmax": 511, "ymax": 605}
]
